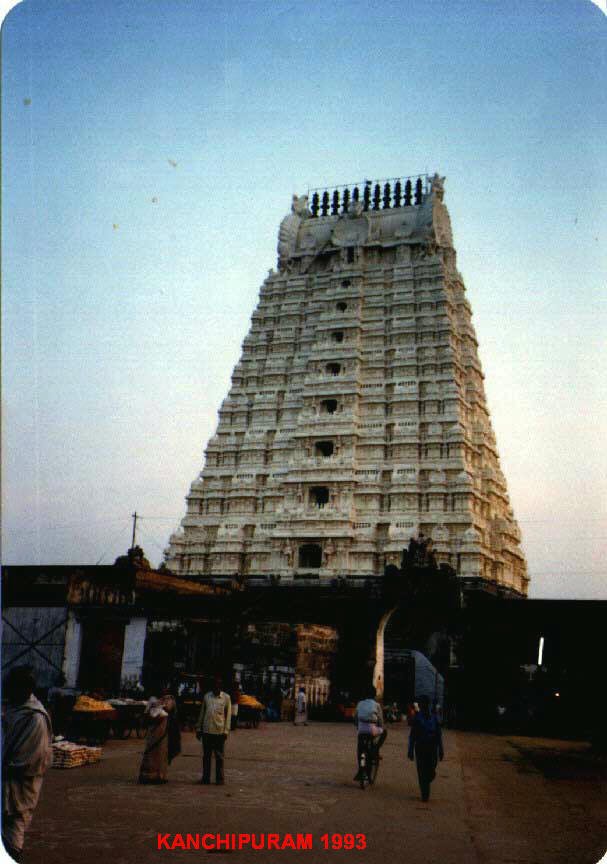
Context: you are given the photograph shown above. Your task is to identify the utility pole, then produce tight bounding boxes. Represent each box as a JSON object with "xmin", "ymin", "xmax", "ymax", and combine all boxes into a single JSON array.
[{"xmin": 131, "ymin": 511, "xmax": 138, "ymax": 549}]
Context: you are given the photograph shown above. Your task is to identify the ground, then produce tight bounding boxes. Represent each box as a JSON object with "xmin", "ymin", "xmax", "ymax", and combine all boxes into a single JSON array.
[{"xmin": 22, "ymin": 725, "xmax": 606, "ymax": 864}]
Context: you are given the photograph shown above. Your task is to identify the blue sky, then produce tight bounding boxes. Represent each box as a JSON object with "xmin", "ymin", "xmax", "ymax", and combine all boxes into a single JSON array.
[{"xmin": 2, "ymin": 0, "xmax": 606, "ymax": 598}]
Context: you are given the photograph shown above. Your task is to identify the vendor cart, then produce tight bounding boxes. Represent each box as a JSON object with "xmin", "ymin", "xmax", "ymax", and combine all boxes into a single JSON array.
[
  {"xmin": 69, "ymin": 708, "xmax": 116, "ymax": 744},
  {"xmin": 237, "ymin": 695, "xmax": 264, "ymax": 728},
  {"xmin": 175, "ymin": 673, "xmax": 207, "ymax": 730},
  {"xmin": 69, "ymin": 695, "xmax": 116, "ymax": 744},
  {"xmin": 238, "ymin": 705, "xmax": 262, "ymax": 728},
  {"xmin": 108, "ymin": 700, "xmax": 147, "ymax": 738}
]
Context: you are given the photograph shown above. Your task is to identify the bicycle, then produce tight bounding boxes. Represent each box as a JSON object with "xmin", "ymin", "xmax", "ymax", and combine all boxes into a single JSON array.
[{"xmin": 357, "ymin": 733, "xmax": 381, "ymax": 789}]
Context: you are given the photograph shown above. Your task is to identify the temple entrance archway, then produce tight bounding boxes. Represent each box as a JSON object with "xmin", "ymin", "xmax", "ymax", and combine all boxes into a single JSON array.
[
  {"xmin": 383, "ymin": 606, "xmax": 447, "ymax": 709},
  {"xmin": 370, "ymin": 562, "xmax": 458, "ymax": 707},
  {"xmin": 372, "ymin": 605, "xmax": 446, "ymax": 708}
]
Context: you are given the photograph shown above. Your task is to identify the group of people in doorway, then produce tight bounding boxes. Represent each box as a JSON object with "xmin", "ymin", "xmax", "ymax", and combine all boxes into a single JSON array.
[{"xmin": 2, "ymin": 666, "xmax": 444, "ymax": 861}]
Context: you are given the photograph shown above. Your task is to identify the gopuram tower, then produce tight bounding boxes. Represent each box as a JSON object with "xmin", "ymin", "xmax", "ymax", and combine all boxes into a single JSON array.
[{"xmin": 165, "ymin": 175, "xmax": 528, "ymax": 598}]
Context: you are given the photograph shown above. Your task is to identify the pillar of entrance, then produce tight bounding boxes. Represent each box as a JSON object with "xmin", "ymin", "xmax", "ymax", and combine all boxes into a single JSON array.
[
  {"xmin": 62, "ymin": 611, "xmax": 82, "ymax": 688},
  {"xmin": 120, "ymin": 617, "xmax": 147, "ymax": 686},
  {"xmin": 372, "ymin": 607, "xmax": 397, "ymax": 701}
]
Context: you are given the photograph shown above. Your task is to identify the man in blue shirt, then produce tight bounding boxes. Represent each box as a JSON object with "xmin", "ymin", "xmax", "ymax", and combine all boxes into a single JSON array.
[{"xmin": 408, "ymin": 694, "xmax": 444, "ymax": 801}]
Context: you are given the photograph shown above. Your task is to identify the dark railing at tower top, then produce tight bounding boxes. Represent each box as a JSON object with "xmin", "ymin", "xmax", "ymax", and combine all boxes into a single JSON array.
[{"xmin": 307, "ymin": 175, "xmax": 429, "ymax": 218}]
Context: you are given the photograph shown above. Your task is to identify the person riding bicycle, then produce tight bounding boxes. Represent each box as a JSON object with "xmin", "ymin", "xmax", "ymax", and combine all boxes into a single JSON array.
[{"xmin": 353, "ymin": 686, "xmax": 387, "ymax": 782}]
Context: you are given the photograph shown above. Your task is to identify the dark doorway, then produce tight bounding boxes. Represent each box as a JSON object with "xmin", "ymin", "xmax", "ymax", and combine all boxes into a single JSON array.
[
  {"xmin": 298, "ymin": 544, "xmax": 322, "ymax": 568},
  {"xmin": 384, "ymin": 648, "xmax": 416, "ymax": 709},
  {"xmin": 315, "ymin": 441, "xmax": 334, "ymax": 458},
  {"xmin": 382, "ymin": 608, "xmax": 446, "ymax": 709},
  {"xmin": 321, "ymin": 399, "xmax": 338, "ymax": 414},
  {"xmin": 310, "ymin": 486, "xmax": 330, "ymax": 506},
  {"xmin": 332, "ymin": 331, "xmax": 344, "ymax": 343},
  {"xmin": 326, "ymin": 362, "xmax": 341, "ymax": 375},
  {"xmin": 78, "ymin": 619, "xmax": 125, "ymax": 694},
  {"xmin": 142, "ymin": 624, "xmax": 188, "ymax": 691}
]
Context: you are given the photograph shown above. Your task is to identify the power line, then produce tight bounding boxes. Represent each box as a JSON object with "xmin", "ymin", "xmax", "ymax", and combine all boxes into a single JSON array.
[
  {"xmin": 135, "ymin": 524, "xmax": 168, "ymax": 556},
  {"xmin": 2, "ymin": 518, "xmax": 130, "ymax": 537},
  {"xmin": 523, "ymin": 535, "xmax": 607, "ymax": 539},
  {"xmin": 530, "ymin": 570, "xmax": 606, "ymax": 576},
  {"xmin": 518, "ymin": 517, "xmax": 607, "ymax": 523},
  {"xmin": 136, "ymin": 516, "xmax": 180, "ymax": 522},
  {"xmin": 94, "ymin": 520, "xmax": 132, "ymax": 565}
]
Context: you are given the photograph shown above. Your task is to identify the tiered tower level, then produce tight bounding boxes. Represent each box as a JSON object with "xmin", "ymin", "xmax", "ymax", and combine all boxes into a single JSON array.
[{"xmin": 166, "ymin": 174, "xmax": 528, "ymax": 597}]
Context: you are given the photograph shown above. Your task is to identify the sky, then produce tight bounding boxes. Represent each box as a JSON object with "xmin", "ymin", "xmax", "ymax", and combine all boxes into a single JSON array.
[{"xmin": 2, "ymin": 0, "xmax": 606, "ymax": 599}]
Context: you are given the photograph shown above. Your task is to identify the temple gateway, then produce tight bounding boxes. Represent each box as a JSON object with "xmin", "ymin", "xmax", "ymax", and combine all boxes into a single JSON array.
[
  {"xmin": 8, "ymin": 176, "xmax": 607, "ymax": 737},
  {"xmin": 165, "ymin": 174, "xmax": 527, "ymax": 598}
]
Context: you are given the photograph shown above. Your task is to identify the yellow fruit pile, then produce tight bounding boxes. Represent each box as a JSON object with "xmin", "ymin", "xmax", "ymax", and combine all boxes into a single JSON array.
[
  {"xmin": 73, "ymin": 695, "xmax": 114, "ymax": 713},
  {"xmin": 238, "ymin": 694, "xmax": 264, "ymax": 710}
]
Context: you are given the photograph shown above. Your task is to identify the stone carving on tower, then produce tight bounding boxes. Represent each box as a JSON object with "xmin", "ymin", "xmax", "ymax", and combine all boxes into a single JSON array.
[{"xmin": 165, "ymin": 174, "xmax": 529, "ymax": 597}]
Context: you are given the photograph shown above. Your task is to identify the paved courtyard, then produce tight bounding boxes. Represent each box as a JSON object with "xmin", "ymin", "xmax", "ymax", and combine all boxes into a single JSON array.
[{"xmin": 22, "ymin": 724, "xmax": 607, "ymax": 864}]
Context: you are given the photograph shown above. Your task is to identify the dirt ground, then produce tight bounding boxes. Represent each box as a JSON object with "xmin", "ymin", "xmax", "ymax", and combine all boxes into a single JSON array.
[{"xmin": 19, "ymin": 724, "xmax": 607, "ymax": 864}]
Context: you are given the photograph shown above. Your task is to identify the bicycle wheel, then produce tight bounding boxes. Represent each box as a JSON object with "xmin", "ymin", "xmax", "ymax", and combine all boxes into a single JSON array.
[
  {"xmin": 359, "ymin": 754, "xmax": 367, "ymax": 790},
  {"xmin": 368, "ymin": 753, "xmax": 380, "ymax": 785}
]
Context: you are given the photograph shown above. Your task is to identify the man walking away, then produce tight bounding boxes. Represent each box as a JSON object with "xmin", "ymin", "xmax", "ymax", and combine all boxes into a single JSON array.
[
  {"xmin": 408, "ymin": 695, "xmax": 444, "ymax": 801},
  {"xmin": 2, "ymin": 666, "xmax": 53, "ymax": 861},
  {"xmin": 195, "ymin": 675, "xmax": 231, "ymax": 785}
]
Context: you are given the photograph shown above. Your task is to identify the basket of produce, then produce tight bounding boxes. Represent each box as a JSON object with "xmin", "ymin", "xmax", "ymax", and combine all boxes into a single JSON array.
[
  {"xmin": 237, "ymin": 694, "xmax": 264, "ymax": 729},
  {"xmin": 73, "ymin": 695, "xmax": 115, "ymax": 715},
  {"xmin": 70, "ymin": 696, "xmax": 116, "ymax": 744}
]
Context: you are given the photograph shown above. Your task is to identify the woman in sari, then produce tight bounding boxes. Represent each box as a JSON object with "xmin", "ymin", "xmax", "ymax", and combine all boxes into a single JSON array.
[
  {"xmin": 138, "ymin": 697, "xmax": 169, "ymax": 784},
  {"xmin": 161, "ymin": 690, "xmax": 182, "ymax": 765}
]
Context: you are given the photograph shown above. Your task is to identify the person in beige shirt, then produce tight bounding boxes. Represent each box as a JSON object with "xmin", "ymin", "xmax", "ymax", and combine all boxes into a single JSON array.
[
  {"xmin": 195, "ymin": 675, "xmax": 231, "ymax": 785},
  {"xmin": 2, "ymin": 666, "xmax": 53, "ymax": 861}
]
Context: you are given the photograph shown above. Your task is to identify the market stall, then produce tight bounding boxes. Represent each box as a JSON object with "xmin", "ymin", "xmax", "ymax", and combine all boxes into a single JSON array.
[
  {"xmin": 69, "ymin": 695, "xmax": 116, "ymax": 744},
  {"xmin": 108, "ymin": 699, "xmax": 148, "ymax": 738},
  {"xmin": 176, "ymin": 673, "xmax": 206, "ymax": 729},
  {"xmin": 237, "ymin": 694, "xmax": 264, "ymax": 728}
]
